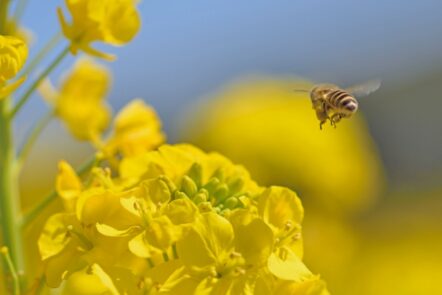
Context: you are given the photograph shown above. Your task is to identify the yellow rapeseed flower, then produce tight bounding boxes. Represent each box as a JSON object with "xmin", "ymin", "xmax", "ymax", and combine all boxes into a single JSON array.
[
  {"xmin": 182, "ymin": 78, "xmax": 384, "ymax": 215},
  {"xmin": 58, "ymin": 0, "xmax": 141, "ymax": 60},
  {"xmin": 40, "ymin": 58, "xmax": 111, "ymax": 142},
  {"xmin": 0, "ymin": 35, "xmax": 28, "ymax": 98},
  {"xmin": 38, "ymin": 145, "xmax": 329, "ymax": 294},
  {"xmin": 38, "ymin": 168, "xmax": 142, "ymax": 288},
  {"xmin": 103, "ymin": 99, "xmax": 166, "ymax": 158}
]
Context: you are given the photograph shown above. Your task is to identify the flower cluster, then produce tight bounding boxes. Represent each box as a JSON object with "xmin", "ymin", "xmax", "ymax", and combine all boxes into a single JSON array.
[{"xmin": 38, "ymin": 144, "xmax": 329, "ymax": 294}]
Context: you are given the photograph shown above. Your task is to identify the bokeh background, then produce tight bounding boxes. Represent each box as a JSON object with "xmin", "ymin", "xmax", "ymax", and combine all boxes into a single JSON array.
[{"xmin": 14, "ymin": 1, "xmax": 442, "ymax": 294}]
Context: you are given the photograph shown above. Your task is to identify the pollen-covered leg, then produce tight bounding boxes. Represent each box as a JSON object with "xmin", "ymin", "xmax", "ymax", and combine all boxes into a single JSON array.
[{"xmin": 330, "ymin": 114, "xmax": 342, "ymax": 128}]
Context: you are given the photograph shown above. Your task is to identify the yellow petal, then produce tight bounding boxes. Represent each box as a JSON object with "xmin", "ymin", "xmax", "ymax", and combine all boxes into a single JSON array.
[
  {"xmin": 267, "ymin": 249, "xmax": 311, "ymax": 281},
  {"xmin": 44, "ymin": 243, "xmax": 87, "ymax": 288},
  {"xmin": 142, "ymin": 177, "xmax": 171, "ymax": 205},
  {"xmin": 61, "ymin": 268, "xmax": 109, "ymax": 295},
  {"xmin": 274, "ymin": 276, "xmax": 330, "ymax": 295},
  {"xmin": 177, "ymin": 213, "xmax": 234, "ymax": 268},
  {"xmin": 232, "ymin": 214, "xmax": 274, "ymax": 265},
  {"xmin": 258, "ymin": 186, "xmax": 304, "ymax": 228},
  {"xmin": 128, "ymin": 232, "xmax": 152, "ymax": 258},
  {"xmin": 38, "ymin": 213, "xmax": 75, "ymax": 260},
  {"xmin": 77, "ymin": 188, "xmax": 140, "ymax": 230},
  {"xmin": 158, "ymin": 266, "xmax": 196, "ymax": 294},
  {"xmin": 164, "ymin": 198, "xmax": 198, "ymax": 225},
  {"xmin": 104, "ymin": 99, "xmax": 165, "ymax": 157},
  {"xmin": 96, "ymin": 223, "xmax": 140, "ymax": 237},
  {"xmin": 90, "ymin": 264, "xmax": 120, "ymax": 295},
  {"xmin": 56, "ymin": 160, "xmax": 82, "ymax": 212},
  {"xmin": 144, "ymin": 216, "xmax": 180, "ymax": 250}
]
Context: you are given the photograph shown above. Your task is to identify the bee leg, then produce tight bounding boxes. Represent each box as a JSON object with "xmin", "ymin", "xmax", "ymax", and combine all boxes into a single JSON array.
[{"xmin": 330, "ymin": 114, "xmax": 342, "ymax": 128}]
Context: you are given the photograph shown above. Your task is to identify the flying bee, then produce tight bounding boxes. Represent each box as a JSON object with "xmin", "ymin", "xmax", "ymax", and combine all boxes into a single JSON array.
[{"xmin": 294, "ymin": 80, "xmax": 381, "ymax": 129}]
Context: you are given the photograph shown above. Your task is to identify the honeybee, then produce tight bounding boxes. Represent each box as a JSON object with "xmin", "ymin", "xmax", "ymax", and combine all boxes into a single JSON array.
[{"xmin": 295, "ymin": 80, "xmax": 381, "ymax": 129}]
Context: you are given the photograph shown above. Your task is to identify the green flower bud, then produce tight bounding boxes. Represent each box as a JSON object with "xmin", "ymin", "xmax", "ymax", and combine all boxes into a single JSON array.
[
  {"xmin": 228, "ymin": 177, "xmax": 245, "ymax": 194},
  {"xmin": 158, "ymin": 175, "xmax": 177, "ymax": 193},
  {"xmin": 224, "ymin": 197, "xmax": 239, "ymax": 209},
  {"xmin": 192, "ymin": 192, "xmax": 207, "ymax": 204},
  {"xmin": 173, "ymin": 191, "xmax": 188, "ymax": 200},
  {"xmin": 187, "ymin": 163, "xmax": 203, "ymax": 187},
  {"xmin": 214, "ymin": 184, "xmax": 229, "ymax": 202},
  {"xmin": 203, "ymin": 177, "xmax": 220, "ymax": 193},
  {"xmin": 181, "ymin": 175, "xmax": 198, "ymax": 197},
  {"xmin": 212, "ymin": 167, "xmax": 225, "ymax": 182}
]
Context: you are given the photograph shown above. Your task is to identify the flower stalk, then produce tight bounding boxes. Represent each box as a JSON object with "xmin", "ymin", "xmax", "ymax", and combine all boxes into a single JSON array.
[
  {"xmin": 16, "ymin": 110, "xmax": 53, "ymax": 170},
  {"xmin": 10, "ymin": 45, "xmax": 70, "ymax": 118},
  {"xmin": 1, "ymin": 247, "xmax": 20, "ymax": 295},
  {"xmin": 19, "ymin": 32, "xmax": 63, "ymax": 80},
  {"xmin": 0, "ymin": 98, "xmax": 24, "ymax": 291}
]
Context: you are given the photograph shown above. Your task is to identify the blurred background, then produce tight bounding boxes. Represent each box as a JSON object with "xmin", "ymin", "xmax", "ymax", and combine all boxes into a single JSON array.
[{"xmin": 14, "ymin": 0, "xmax": 442, "ymax": 294}]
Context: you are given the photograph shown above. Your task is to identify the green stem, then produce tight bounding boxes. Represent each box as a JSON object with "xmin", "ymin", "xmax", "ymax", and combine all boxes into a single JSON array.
[
  {"xmin": 19, "ymin": 32, "xmax": 63, "ymax": 80},
  {"xmin": 16, "ymin": 111, "xmax": 53, "ymax": 170},
  {"xmin": 1, "ymin": 247, "xmax": 20, "ymax": 295},
  {"xmin": 21, "ymin": 156, "xmax": 97, "ymax": 228},
  {"xmin": 10, "ymin": 45, "xmax": 70, "ymax": 118},
  {"xmin": 12, "ymin": 0, "xmax": 29, "ymax": 24},
  {"xmin": 0, "ymin": 99, "xmax": 24, "ymax": 291},
  {"xmin": 0, "ymin": 0, "xmax": 10, "ymax": 33}
]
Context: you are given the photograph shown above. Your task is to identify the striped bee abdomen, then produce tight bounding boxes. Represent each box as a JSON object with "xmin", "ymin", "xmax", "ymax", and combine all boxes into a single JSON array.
[{"xmin": 327, "ymin": 89, "xmax": 358, "ymax": 113}]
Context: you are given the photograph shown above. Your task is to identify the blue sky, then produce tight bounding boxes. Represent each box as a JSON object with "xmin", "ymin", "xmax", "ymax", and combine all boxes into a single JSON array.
[{"xmin": 15, "ymin": 0, "xmax": 442, "ymax": 134}]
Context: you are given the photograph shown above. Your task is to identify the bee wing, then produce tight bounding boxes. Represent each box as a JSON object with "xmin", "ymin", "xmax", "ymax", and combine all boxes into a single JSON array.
[{"xmin": 345, "ymin": 79, "xmax": 381, "ymax": 97}]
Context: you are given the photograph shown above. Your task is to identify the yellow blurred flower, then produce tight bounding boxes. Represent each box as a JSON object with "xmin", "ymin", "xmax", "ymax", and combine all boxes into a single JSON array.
[
  {"xmin": 40, "ymin": 58, "xmax": 111, "ymax": 142},
  {"xmin": 58, "ymin": 0, "xmax": 141, "ymax": 60},
  {"xmin": 182, "ymin": 78, "xmax": 384, "ymax": 215},
  {"xmin": 0, "ymin": 35, "xmax": 28, "ymax": 98},
  {"xmin": 103, "ymin": 99, "xmax": 165, "ymax": 158},
  {"xmin": 301, "ymin": 213, "xmax": 359, "ymax": 293},
  {"xmin": 337, "ymin": 191, "xmax": 442, "ymax": 295}
]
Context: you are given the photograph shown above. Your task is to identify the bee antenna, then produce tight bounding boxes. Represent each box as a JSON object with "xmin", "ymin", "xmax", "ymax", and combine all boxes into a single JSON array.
[{"xmin": 292, "ymin": 89, "xmax": 309, "ymax": 93}]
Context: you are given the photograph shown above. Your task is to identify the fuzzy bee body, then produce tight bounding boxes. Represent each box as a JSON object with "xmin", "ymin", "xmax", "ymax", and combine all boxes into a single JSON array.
[{"xmin": 306, "ymin": 80, "xmax": 380, "ymax": 129}]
